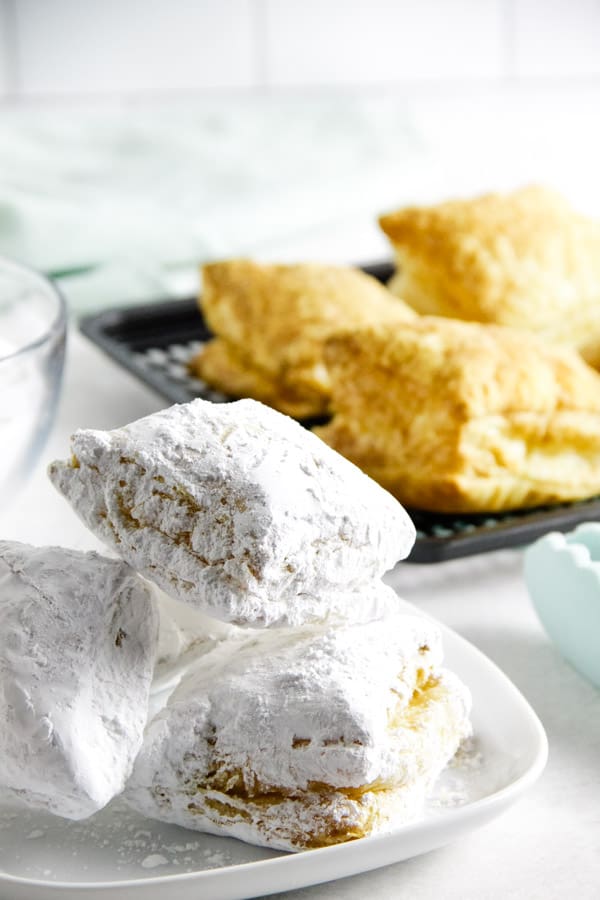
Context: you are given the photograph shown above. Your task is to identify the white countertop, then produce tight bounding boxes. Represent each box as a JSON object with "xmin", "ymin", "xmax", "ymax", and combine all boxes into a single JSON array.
[{"xmin": 2, "ymin": 329, "xmax": 599, "ymax": 900}]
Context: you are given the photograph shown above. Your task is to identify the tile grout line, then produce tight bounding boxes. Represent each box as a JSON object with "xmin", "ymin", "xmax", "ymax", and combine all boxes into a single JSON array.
[{"xmin": 251, "ymin": 0, "xmax": 269, "ymax": 89}]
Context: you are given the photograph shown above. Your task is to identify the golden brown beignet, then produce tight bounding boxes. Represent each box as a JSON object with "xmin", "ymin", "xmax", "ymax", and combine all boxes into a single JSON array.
[
  {"xmin": 315, "ymin": 317, "xmax": 600, "ymax": 513},
  {"xmin": 379, "ymin": 186, "xmax": 600, "ymax": 367},
  {"xmin": 192, "ymin": 260, "xmax": 414, "ymax": 418},
  {"xmin": 189, "ymin": 339, "xmax": 322, "ymax": 420}
]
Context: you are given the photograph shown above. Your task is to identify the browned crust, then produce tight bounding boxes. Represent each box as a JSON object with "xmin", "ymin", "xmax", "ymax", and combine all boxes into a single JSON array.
[
  {"xmin": 378, "ymin": 186, "xmax": 600, "ymax": 365},
  {"xmin": 190, "ymin": 339, "xmax": 328, "ymax": 419},
  {"xmin": 315, "ymin": 316, "xmax": 600, "ymax": 513},
  {"xmin": 195, "ymin": 259, "xmax": 414, "ymax": 417}
]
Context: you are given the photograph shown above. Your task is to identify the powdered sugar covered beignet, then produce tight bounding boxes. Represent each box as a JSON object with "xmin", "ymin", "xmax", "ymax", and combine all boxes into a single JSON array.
[
  {"xmin": 0, "ymin": 541, "xmax": 159, "ymax": 820},
  {"xmin": 48, "ymin": 398, "xmax": 415, "ymax": 627},
  {"xmin": 125, "ymin": 612, "xmax": 471, "ymax": 851},
  {"xmin": 148, "ymin": 584, "xmax": 399, "ymax": 718}
]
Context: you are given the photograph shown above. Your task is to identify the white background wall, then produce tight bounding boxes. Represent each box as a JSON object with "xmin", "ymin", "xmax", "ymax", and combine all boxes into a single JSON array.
[{"xmin": 0, "ymin": 0, "xmax": 599, "ymax": 99}]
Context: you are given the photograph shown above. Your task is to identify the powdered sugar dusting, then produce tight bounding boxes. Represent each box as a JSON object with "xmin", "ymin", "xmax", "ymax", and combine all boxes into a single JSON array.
[
  {"xmin": 0, "ymin": 738, "xmax": 491, "ymax": 882},
  {"xmin": 124, "ymin": 606, "xmax": 472, "ymax": 851},
  {"xmin": 426, "ymin": 737, "xmax": 486, "ymax": 811},
  {"xmin": 140, "ymin": 853, "xmax": 169, "ymax": 868},
  {"xmin": 48, "ymin": 398, "xmax": 415, "ymax": 627},
  {"xmin": 0, "ymin": 541, "xmax": 159, "ymax": 820},
  {"xmin": 0, "ymin": 798, "xmax": 278, "ymax": 882}
]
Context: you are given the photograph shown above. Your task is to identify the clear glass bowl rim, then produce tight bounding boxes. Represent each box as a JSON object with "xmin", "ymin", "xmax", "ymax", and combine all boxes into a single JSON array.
[{"xmin": 0, "ymin": 255, "xmax": 67, "ymax": 362}]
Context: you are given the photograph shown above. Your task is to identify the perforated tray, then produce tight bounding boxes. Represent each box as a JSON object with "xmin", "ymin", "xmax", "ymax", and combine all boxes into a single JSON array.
[{"xmin": 80, "ymin": 261, "xmax": 600, "ymax": 563}]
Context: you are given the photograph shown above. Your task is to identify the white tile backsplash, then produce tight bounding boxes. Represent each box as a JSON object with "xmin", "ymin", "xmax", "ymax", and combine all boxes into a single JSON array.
[
  {"xmin": 0, "ymin": 0, "xmax": 15, "ymax": 95},
  {"xmin": 3, "ymin": 0, "xmax": 600, "ymax": 99},
  {"xmin": 514, "ymin": 0, "xmax": 600, "ymax": 77},
  {"xmin": 263, "ymin": 0, "xmax": 507, "ymax": 85},
  {"xmin": 15, "ymin": 0, "xmax": 256, "ymax": 94}
]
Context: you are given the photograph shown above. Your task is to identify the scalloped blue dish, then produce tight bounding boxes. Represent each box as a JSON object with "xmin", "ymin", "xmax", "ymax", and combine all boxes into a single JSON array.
[{"xmin": 524, "ymin": 522, "xmax": 600, "ymax": 688}]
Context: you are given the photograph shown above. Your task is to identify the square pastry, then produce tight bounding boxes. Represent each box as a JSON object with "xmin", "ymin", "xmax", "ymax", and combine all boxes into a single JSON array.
[
  {"xmin": 379, "ymin": 185, "xmax": 600, "ymax": 367},
  {"xmin": 0, "ymin": 541, "xmax": 158, "ymax": 819},
  {"xmin": 316, "ymin": 317, "xmax": 600, "ymax": 513},
  {"xmin": 125, "ymin": 611, "xmax": 471, "ymax": 851},
  {"xmin": 49, "ymin": 398, "xmax": 415, "ymax": 626},
  {"xmin": 192, "ymin": 260, "xmax": 414, "ymax": 418}
]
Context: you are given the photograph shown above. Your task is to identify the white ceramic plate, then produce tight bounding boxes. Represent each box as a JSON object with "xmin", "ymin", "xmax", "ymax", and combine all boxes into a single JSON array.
[{"xmin": 0, "ymin": 612, "xmax": 548, "ymax": 900}]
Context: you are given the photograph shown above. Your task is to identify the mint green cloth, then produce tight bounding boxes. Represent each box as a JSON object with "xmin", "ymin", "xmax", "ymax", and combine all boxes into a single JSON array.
[
  {"xmin": 2, "ymin": 89, "xmax": 600, "ymax": 313},
  {"xmin": 0, "ymin": 97, "xmax": 424, "ymax": 311}
]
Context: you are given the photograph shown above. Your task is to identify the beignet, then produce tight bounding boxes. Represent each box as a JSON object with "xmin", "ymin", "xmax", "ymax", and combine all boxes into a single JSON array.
[
  {"xmin": 379, "ymin": 185, "xmax": 600, "ymax": 367},
  {"xmin": 193, "ymin": 338, "xmax": 322, "ymax": 420},
  {"xmin": 125, "ymin": 611, "xmax": 471, "ymax": 851},
  {"xmin": 191, "ymin": 260, "xmax": 414, "ymax": 417},
  {"xmin": 316, "ymin": 317, "xmax": 600, "ymax": 513},
  {"xmin": 48, "ymin": 398, "xmax": 415, "ymax": 626},
  {"xmin": 0, "ymin": 541, "xmax": 158, "ymax": 819}
]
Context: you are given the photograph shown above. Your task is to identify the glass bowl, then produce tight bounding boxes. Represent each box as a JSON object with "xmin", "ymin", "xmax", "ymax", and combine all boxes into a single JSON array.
[{"xmin": 0, "ymin": 257, "xmax": 67, "ymax": 505}]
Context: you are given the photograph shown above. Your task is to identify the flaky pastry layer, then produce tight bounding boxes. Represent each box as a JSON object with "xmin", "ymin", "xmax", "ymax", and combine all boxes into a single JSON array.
[
  {"xmin": 316, "ymin": 317, "xmax": 600, "ymax": 513},
  {"xmin": 126, "ymin": 613, "xmax": 471, "ymax": 851},
  {"xmin": 193, "ymin": 259, "xmax": 414, "ymax": 417},
  {"xmin": 190, "ymin": 338, "xmax": 325, "ymax": 420},
  {"xmin": 379, "ymin": 185, "xmax": 600, "ymax": 367}
]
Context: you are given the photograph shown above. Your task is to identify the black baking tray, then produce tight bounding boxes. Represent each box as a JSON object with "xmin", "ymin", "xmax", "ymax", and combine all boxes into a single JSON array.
[{"xmin": 79, "ymin": 260, "xmax": 600, "ymax": 564}]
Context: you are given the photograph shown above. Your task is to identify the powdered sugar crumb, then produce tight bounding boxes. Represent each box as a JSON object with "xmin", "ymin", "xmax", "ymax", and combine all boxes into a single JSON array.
[
  {"xmin": 451, "ymin": 736, "xmax": 484, "ymax": 771},
  {"xmin": 141, "ymin": 854, "xmax": 168, "ymax": 869},
  {"xmin": 0, "ymin": 798, "xmax": 257, "ymax": 881},
  {"xmin": 427, "ymin": 737, "xmax": 486, "ymax": 811}
]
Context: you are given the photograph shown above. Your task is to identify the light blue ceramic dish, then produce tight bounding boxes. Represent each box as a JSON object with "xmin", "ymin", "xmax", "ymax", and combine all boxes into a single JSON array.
[{"xmin": 524, "ymin": 522, "xmax": 600, "ymax": 688}]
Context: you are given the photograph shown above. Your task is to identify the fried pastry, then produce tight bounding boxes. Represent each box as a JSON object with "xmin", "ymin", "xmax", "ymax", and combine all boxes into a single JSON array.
[
  {"xmin": 316, "ymin": 317, "xmax": 600, "ymax": 513},
  {"xmin": 192, "ymin": 260, "xmax": 415, "ymax": 417},
  {"xmin": 48, "ymin": 398, "xmax": 415, "ymax": 627},
  {"xmin": 0, "ymin": 541, "xmax": 158, "ymax": 819},
  {"xmin": 193, "ymin": 338, "xmax": 321, "ymax": 420},
  {"xmin": 125, "ymin": 611, "xmax": 472, "ymax": 851},
  {"xmin": 379, "ymin": 185, "xmax": 600, "ymax": 367}
]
